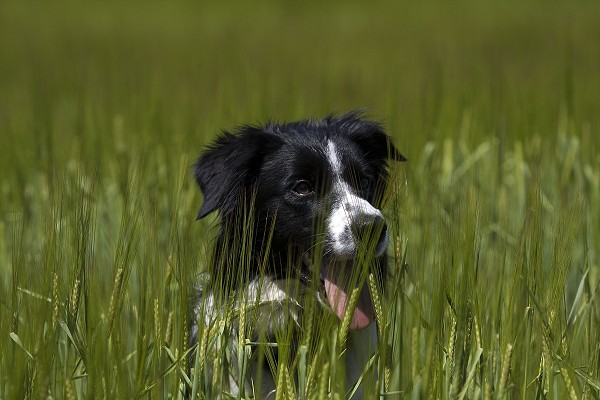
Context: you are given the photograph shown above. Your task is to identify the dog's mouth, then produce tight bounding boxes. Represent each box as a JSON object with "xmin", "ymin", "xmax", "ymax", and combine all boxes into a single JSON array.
[
  {"xmin": 322, "ymin": 264, "xmax": 374, "ymax": 330},
  {"xmin": 300, "ymin": 256, "xmax": 374, "ymax": 330}
]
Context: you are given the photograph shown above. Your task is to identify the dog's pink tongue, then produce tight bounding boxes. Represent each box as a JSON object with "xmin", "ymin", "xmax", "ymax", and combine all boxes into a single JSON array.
[{"xmin": 323, "ymin": 270, "xmax": 374, "ymax": 330}]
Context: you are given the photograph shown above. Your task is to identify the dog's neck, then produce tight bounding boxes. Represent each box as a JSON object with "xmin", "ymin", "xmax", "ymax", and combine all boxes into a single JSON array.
[{"xmin": 211, "ymin": 230, "xmax": 307, "ymax": 288}]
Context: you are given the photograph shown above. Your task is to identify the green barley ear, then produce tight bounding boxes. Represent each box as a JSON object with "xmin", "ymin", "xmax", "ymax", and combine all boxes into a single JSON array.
[
  {"xmin": 496, "ymin": 344, "xmax": 513, "ymax": 399},
  {"xmin": 284, "ymin": 365, "xmax": 296, "ymax": 400},
  {"xmin": 164, "ymin": 310, "xmax": 173, "ymax": 345},
  {"xmin": 52, "ymin": 272, "xmax": 59, "ymax": 331},
  {"xmin": 64, "ymin": 377, "xmax": 76, "ymax": 400},
  {"xmin": 338, "ymin": 286, "xmax": 360, "ymax": 348},
  {"xmin": 559, "ymin": 362, "xmax": 578, "ymax": 400},
  {"xmin": 69, "ymin": 277, "xmax": 81, "ymax": 326},
  {"xmin": 446, "ymin": 311, "xmax": 457, "ymax": 393},
  {"xmin": 317, "ymin": 362, "xmax": 331, "ymax": 400},
  {"xmin": 368, "ymin": 273, "xmax": 384, "ymax": 339},
  {"xmin": 107, "ymin": 267, "xmax": 125, "ymax": 337},
  {"xmin": 153, "ymin": 297, "xmax": 161, "ymax": 350},
  {"xmin": 368, "ymin": 272, "xmax": 391, "ymax": 393},
  {"xmin": 411, "ymin": 326, "xmax": 419, "ymax": 382},
  {"xmin": 190, "ymin": 325, "xmax": 208, "ymax": 399}
]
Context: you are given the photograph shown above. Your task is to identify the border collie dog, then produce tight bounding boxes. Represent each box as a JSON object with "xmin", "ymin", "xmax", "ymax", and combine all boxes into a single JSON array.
[{"xmin": 191, "ymin": 111, "xmax": 405, "ymax": 399}]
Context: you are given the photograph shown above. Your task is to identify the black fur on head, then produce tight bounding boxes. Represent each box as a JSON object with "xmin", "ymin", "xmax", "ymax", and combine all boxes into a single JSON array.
[
  {"xmin": 194, "ymin": 127, "xmax": 287, "ymax": 219},
  {"xmin": 193, "ymin": 111, "xmax": 405, "ymax": 286}
]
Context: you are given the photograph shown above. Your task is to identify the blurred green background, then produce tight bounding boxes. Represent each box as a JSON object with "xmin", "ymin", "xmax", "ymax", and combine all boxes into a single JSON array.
[
  {"xmin": 2, "ymin": 1, "xmax": 599, "ymax": 174},
  {"xmin": 1, "ymin": 2, "xmax": 599, "ymax": 399}
]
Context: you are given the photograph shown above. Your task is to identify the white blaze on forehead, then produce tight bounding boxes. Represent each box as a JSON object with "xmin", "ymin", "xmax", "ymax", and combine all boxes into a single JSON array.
[
  {"xmin": 327, "ymin": 140, "xmax": 343, "ymax": 175},
  {"xmin": 325, "ymin": 140, "xmax": 384, "ymax": 255}
]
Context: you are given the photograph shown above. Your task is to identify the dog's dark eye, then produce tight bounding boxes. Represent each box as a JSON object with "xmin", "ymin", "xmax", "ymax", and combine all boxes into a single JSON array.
[{"xmin": 293, "ymin": 180, "xmax": 313, "ymax": 196}]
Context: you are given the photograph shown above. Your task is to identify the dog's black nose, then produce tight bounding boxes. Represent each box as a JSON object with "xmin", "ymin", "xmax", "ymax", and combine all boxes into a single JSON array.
[{"xmin": 353, "ymin": 213, "xmax": 388, "ymax": 248}]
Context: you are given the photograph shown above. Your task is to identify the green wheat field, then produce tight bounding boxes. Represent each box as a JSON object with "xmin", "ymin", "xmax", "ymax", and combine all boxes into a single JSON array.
[{"xmin": 1, "ymin": 2, "xmax": 599, "ymax": 399}]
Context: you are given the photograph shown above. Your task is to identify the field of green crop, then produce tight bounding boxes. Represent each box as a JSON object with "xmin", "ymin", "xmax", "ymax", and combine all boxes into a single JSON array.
[{"xmin": 1, "ymin": 2, "xmax": 599, "ymax": 399}]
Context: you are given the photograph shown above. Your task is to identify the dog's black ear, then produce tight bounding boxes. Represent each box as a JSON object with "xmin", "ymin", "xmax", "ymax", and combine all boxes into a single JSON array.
[
  {"xmin": 350, "ymin": 128, "xmax": 406, "ymax": 163},
  {"xmin": 336, "ymin": 111, "xmax": 406, "ymax": 163},
  {"xmin": 194, "ymin": 127, "xmax": 281, "ymax": 219}
]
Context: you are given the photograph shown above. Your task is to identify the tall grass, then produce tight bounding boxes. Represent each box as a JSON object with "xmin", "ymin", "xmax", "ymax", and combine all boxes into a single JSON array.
[{"xmin": 1, "ymin": 2, "xmax": 599, "ymax": 399}]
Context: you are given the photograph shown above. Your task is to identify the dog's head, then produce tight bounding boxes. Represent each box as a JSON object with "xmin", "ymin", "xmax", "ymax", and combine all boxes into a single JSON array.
[{"xmin": 194, "ymin": 111, "xmax": 405, "ymax": 329}]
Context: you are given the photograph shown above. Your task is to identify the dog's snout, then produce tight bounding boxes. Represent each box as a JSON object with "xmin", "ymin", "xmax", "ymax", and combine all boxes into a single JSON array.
[{"xmin": 354, "ymin": 213, "xmax": 387, "ymax": 246}]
